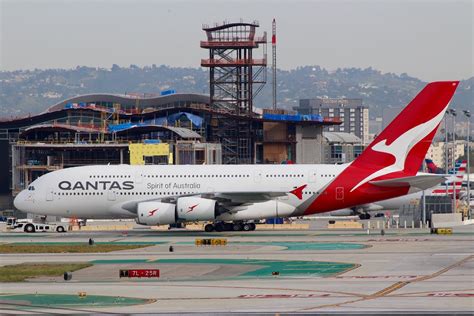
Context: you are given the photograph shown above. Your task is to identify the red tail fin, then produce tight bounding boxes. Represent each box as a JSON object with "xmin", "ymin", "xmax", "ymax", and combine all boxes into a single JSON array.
[
  {"xmin": 349, "ymin": 81, "xmax": 459, "ymax": 191},
  {"xmin": 305, "ymin": 81, "xmax": 459, "ymax": 214}
]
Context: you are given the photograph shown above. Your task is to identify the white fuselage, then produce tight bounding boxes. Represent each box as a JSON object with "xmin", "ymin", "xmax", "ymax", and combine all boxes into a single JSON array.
[{"xmin": 14, "ymin": 164, "xmax": 348, "ymax": 220}]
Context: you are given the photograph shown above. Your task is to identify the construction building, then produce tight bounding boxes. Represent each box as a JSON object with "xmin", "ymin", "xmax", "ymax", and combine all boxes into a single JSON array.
[
  {"xmin": 323, "ymin": 132, "xmax": 365, "ymax": 164},
  {"xmin": 427, "ymin": 141, "xmax": 466, "ymax": 171},
  {"xmin": 0, "ymin": 92, "xmax": 341, "ymax": 209},
  {"xmin": 294, "ymin": 98, "xmax": 369, "ymax": 144}
]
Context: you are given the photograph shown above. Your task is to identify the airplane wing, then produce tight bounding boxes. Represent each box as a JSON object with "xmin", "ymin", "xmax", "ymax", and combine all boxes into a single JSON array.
[
  {"xmin": 121, "ymin": 184, "xmax": 307, "ymax": 213},
  {"xmin": 369, "ymin": 174, "xmax": 445, "ymax": 191},
  {"xmin": 204, "ymin": 184, "xmax": 307, "ymax": 205}
]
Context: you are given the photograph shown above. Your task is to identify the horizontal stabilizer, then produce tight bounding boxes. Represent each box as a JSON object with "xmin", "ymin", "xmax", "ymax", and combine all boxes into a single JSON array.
[{"xmin": 369, "ymin": 174, "xmax": 445, "ymax": 190}]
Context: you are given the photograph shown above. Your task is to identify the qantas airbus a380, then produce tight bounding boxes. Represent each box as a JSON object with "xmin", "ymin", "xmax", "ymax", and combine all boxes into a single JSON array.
[{"xmin": 14, "ymin": 81, "xmax": 459, "ymax": 232}]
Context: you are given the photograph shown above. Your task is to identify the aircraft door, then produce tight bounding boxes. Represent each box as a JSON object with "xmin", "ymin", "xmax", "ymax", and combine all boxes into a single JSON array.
[
  {"xmin": 134, "ymin": 170, "xmax": 143, "ymax": 184},
  {"xmin": 309, "ymin": 170, "xmax": 318, "ymax": 183},
  {"xmin": 107, "ymin": 190, "xmax": 116, "ymax": 201},
  {"xmin": 336, "ymin": 187, "xmax": 344, "ymax": 200},
  {"xmin": 46, "ymin": 188, "xmax": 54, "ymax": 201},
  {"xmin": 254, "ymin": 170, "xmax": 262, "ymax": 183}
]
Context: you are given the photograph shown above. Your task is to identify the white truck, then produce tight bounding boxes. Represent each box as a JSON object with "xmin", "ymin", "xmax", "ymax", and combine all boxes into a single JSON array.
[{"xmin": 6, "ymin": 217, "xmax": 69, "ymax": 233}]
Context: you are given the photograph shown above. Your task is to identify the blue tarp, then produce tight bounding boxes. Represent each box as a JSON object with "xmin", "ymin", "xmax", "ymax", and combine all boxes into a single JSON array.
[
  {"xmin": 108, "ymin": 122, "xmax": 141, "ymax": 132},
  {"xmin": 262, "ymin": 113, "xmax": 323, "ymax": 122},
  {"xmin": 143, "ymin": 139, "xmax": 161, "ymax": 144},
  {"xmin": 166, "ymin": 112, "xmax": 203, "ymax": 127},
  {"xmin": 266, "ymin": 218, "xmax": 284, "ymax": 224},
  {"xmin": 160, "ymin": 89, "xmax": 176, "ymax": 96},
  {"xmin": 108, "ymin": 112, "xmax": 204, "ymax": 132}
]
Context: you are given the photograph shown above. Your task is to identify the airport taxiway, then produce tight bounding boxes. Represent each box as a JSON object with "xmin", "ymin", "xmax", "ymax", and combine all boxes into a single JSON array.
[{"xmin": 1, "ymin": 223, "xmax": 473, "ymax": 314}]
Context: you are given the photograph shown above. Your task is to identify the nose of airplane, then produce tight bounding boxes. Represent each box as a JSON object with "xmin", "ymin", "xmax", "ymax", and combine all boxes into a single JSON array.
[{"xmin": 14, "ymin": 190, "xmax": 27, "ymax": 212}]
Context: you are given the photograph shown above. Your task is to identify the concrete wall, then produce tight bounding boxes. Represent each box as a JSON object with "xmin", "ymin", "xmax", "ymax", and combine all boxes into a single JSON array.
[{"xmin": 295, "ymin": 125, "xmax": 323, "ymax": 164}]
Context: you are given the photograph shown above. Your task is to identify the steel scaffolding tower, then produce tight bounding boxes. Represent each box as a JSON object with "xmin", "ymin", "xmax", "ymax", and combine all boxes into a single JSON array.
[
  {"xmin": 201, "ymin": 21, "xmax": 267, "ymax": 164},
  {"xmin": 201, "ymin": 21, "xmax": 267, "ymax": 115}
]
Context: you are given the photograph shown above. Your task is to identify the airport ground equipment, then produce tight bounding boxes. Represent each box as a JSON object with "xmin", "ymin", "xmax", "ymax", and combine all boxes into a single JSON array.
[
  {"xmin": 64, "ymin": 272, "xmax": 72, "ymax": 281},
  {"xmin": 6, "ymin": 217, "xmax": 69, "ymax": 233},
  {"xmin": 195, "ymin": 238, "xmax": 227, "ymax": 246},
  {"xmin": 431, "ymin": 228, "xmax": 453, "ymax": 234}
]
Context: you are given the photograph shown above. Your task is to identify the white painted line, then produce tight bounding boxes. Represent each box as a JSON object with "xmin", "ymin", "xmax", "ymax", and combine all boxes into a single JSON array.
[{"xmin": 433, "ymin": 253, "xmax": 472, "ymax": 256}]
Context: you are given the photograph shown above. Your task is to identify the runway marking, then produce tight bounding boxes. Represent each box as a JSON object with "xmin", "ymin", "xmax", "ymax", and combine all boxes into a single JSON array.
[
  {"xmin": 389, "ymin": 288, "xmax": 474, "ymax": 297},
  {"xmin": 334, "ymin": 275, "xmax": 420, "ymax": 280},
  {"xmin": 433, "ymin": 253, "xmax": 472, "ymax": 256},
  {"xmin": 426, "ymin": 293, "xmax": 474, "ymax": 297},
  {"xmin": 297, "ymin": 254, "xmax": 474, "ymax": 311},
  {"xmin": 128, "ymin": 283, "xmax": 366, "ymax": 297},
  {"xmin": 238, "ymin": 294, "xmax": 333, "ymax": 299}
]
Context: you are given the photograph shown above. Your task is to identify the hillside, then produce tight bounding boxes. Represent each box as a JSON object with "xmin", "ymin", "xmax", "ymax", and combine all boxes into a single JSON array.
[{"xmin": 0, "ymin": 65, "xmax": 472, "ymax": 118}]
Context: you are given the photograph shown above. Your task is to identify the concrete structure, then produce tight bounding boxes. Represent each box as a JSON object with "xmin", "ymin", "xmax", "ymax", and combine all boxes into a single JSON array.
[
  {"xmin": 294, "ymin": 125, "xmax": 324, "ymax": 164},
  {"xmin": 295, "ymin": 98, "xmax": 369, "ymax": 144},
  {"xmin": 0, "ymin": 93, "xmax": 340, "ymax": 209},
  {"xmin": 322, "ymin": 132, "xmax": 365, "ymax": 164},
  {"xmin": 175, "ymin": 141, "xmax": 222, "ymax": 165},
  {"xmin": 427, "ymin": 140, "xmax": 465, "ymax": 170}
]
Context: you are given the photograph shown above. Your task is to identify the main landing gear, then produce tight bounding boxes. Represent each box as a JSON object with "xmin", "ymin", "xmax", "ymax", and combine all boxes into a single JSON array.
[
  {"xmin": 358, "ymin": 213, "xmax": 371, "ymax": 220},
  {"xmin": 204, "ymin": 222, "xmax": 256, "ymax": 232}
]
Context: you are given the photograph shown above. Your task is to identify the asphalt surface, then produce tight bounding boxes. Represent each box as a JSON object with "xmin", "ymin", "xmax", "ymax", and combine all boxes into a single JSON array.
[{"xmin": 0, "ymin": 222, "xmax": 473, "ymax": 314}]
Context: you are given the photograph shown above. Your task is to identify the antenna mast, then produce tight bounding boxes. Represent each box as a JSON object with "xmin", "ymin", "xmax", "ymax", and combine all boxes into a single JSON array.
[{"xmin": 272, "ymin": 18, "xmax": 277, "ymax": 110}]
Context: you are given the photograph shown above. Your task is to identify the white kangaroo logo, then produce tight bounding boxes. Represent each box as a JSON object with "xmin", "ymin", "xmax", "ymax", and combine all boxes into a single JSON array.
[{"xmin": 350, "ymin": 104, "xmax": 449, "ymax": 192}]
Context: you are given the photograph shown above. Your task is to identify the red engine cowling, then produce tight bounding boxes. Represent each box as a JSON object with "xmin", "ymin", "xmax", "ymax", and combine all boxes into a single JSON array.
[
  {"xmin": 136, "ymin": 202, "xmax": 176, "ymax": 225},
  {"xmin": 176, "ymin": 197, "xmax": 217, "ymax": 221}
]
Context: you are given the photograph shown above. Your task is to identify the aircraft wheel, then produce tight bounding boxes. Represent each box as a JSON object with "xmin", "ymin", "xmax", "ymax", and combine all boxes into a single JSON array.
[
  {"xmin": 24, "ymin": 224, "xmax": 35, "ymax": 233},
  {"xmin": 242, "ymin": 223, "xmax": 251, "ymax": 231},
  {"xmin": 204, "ymin": 224, "xmax": 214, "ymax": 232},
  {"xmin": 215, "ymin": 223, "xmax": 224, "ymax": 232},
  {"xmin": 359, "ymin": 213, "xmax": 371, "ymax": 220},
  {"xmin": 249, "ymin": 223, "xmax": 256, "ymax": 231},
  {"xmin": 232, "ymin": 223, "xmax": 242, "ymax": 231},
  {"xmin": 56, "ymin": 226, "xmax": 66, "ymax": 233}
]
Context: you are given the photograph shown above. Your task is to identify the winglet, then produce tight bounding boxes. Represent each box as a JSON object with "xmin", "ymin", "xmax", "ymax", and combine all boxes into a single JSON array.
[{"xmin": 290, "ymin": 184, "xmax": 307, "ymax": 200}]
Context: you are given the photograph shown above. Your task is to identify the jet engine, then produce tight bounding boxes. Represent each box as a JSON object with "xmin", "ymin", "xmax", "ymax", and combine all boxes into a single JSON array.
[
  {"xmin": 136, "ymin": 202, "xmax": 176, "ymax": 225},
  {"xmin": 217, "ymin": 200, "xmax": 296, "ymax": 221},
  {"xmin": 176, "ymin": 197, "xmax": 218, "ymax": 221}
]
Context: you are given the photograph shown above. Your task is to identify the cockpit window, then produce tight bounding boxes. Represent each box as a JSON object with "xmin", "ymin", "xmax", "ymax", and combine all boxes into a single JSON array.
[{"xmin": 28, "ymin": 186, "xmax": 35, "ymax": 191}]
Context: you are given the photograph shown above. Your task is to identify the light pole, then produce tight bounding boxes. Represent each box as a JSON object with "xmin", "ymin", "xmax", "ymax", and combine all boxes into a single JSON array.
[
  {"xmin": 448, "ymin": 109, "xmax": 457, "ymax": 212},
  {"xmin": 451, "ymin": 109, "xmax": 457, "ymax": 206},
  {"xmin": 444, "ymin": 110, "xmax": 449, "ymax": 196},
  {"xmin": 463, "ymin": 110, "xmax": 471, "ymax": 218}
]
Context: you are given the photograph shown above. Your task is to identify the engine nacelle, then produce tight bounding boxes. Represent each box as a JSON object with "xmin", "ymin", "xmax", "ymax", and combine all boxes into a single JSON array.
[
  {"xmin": 217, "ymin": 200, "xmax": 296, "ymax": 221},
  {"xmin": 327, "ymin": 208, "xmax": 355, "ymax": 216},
  {"xmin": 136, "ymin": 202, "xmax": 176, "ymax": 225},
  {"xmin": 177, "ymin": 197, "xmax": 217, "ymax": 221}
]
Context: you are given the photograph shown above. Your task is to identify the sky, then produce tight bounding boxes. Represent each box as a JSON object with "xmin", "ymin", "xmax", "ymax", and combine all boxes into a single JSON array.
[{"xmin": 1, "ymin": 0, "xmax": 472, "ymax": 81}]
